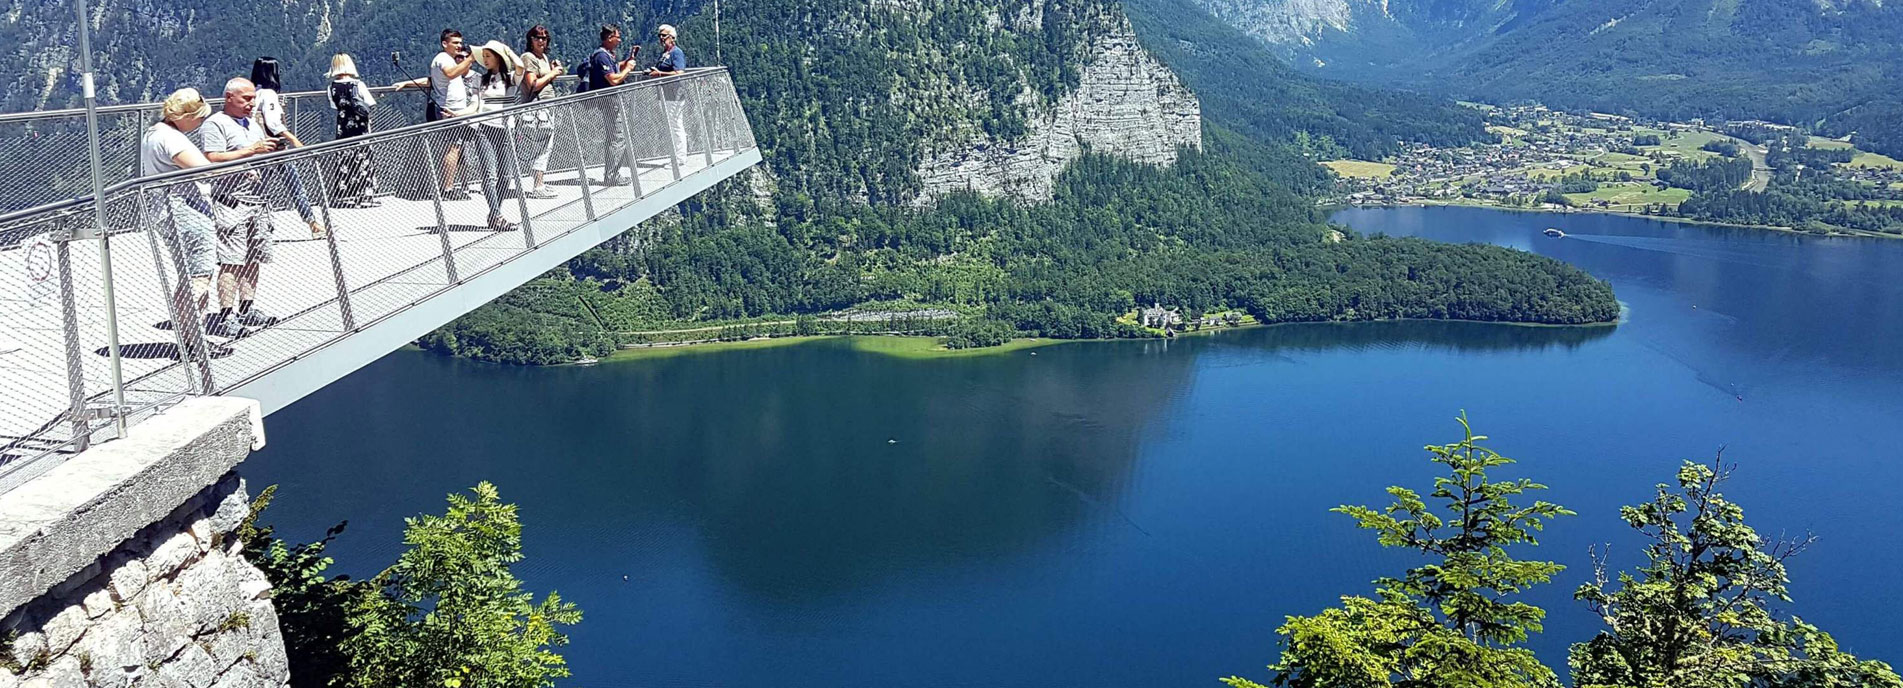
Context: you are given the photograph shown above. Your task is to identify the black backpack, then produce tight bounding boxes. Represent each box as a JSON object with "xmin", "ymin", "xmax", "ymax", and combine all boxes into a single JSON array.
[{"xmin": 574, "ymin": 48, "xmax": 606, "ymax": 93}]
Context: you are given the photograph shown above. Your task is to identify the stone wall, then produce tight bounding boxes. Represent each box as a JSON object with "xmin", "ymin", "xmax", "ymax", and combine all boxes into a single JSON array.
[
  {"xmin": 914, "ymin": 14, "xmax": 1204, "ymax": 203},
  {"xmin": 0, "ymin": 398, "xmax": 287, "ymax": 688},
  {"xmin": 1, "ymin": 475, "xmax": 286, "ymax": 688}
]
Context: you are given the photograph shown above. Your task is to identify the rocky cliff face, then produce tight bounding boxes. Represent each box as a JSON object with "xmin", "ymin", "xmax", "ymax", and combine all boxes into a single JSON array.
[
  {"xmin": 914, "ymin": 14, "xmax": 1202, "ymax": 203},
  {"xmin": 1190, "ymin": 0, "xmax": 1372, "ymax": 47}
]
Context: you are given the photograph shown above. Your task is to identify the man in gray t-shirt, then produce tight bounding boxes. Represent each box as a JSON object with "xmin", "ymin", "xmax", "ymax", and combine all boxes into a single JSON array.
[{"xmin": 197, "ymin": 77, "xmax": 287, "ymax": 337}]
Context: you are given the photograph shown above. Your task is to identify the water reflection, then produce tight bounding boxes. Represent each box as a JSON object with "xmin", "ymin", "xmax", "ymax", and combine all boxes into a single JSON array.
[
  {"xmin": 249, "ymin": 339, "xmax": 1200, "ymax": 602},
  {"xmin": 1207, "ymin": 318, "xmax": 1615, "ymax": 356}
]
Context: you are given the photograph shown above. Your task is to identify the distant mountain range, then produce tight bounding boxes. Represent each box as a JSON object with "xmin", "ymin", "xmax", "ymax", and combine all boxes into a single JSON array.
[{"xmin": 1191, "ymin": 0, "xmax": 1903, "ymax": 155}]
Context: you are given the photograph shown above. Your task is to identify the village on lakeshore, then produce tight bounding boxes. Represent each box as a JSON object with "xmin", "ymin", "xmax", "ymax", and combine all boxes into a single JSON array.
[{"xmin": 1323, "ymin": 103, "xmax": 1903, "ymax": 218}]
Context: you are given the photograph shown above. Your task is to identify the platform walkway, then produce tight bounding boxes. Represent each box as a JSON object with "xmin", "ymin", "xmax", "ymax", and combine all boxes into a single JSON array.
[{"xmin": 0, "ymin": 68, "xmax": 759, "ymax": 489}]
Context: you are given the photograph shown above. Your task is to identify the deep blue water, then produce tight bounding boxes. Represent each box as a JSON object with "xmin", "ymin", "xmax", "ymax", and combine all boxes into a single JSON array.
[{"xmin": 244, "ymin": 206, "xmax": 1903, "ymax": 686}]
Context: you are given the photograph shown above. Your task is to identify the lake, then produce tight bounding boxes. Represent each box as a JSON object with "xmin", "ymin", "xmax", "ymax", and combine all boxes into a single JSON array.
[{"xmin": 243, "ymin": 206, "xmax": 1903, "ymax": 686}]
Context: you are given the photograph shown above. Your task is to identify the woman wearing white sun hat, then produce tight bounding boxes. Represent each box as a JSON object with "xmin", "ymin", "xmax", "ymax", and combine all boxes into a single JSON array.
[{"xmin": 471, "ymin": 40, "xmax": 525, "ymax": 232}]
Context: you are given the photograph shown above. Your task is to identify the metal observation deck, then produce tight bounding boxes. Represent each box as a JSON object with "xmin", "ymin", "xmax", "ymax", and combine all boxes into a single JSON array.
[{"xmin": 0, "ymin": 67, "xmax": 759, "ymax": 489}]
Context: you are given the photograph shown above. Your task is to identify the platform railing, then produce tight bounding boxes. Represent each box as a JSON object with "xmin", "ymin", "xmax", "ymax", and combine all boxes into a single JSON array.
[
  {"xmin": 0, "ymin": 76, "xmax": 598, "ymax": 215},
  {"xmin": 0, "ymin": 67, "xmax": 757, "ymax": 488}
]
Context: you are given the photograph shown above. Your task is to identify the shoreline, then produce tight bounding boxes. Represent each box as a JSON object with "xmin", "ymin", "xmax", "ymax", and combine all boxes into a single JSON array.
[
  {"xmin": 1330, "ymin": 200, "xmax": 1901, "ymax": 240},
  {"xmin": 602, "ymin": 335, "xmax": 1074, "ymax": 362},
  {"xmin": 597, "ymin": 312, "xmax": 1623, "ymax": 363}
]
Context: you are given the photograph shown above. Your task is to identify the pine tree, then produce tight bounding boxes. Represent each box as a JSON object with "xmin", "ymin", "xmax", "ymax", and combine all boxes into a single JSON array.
[
  {"xmin": 1569, "ymin": 457, "xmax": 1902, "ymax": 688},
  {"xmin": 1226, "ymin": 414, "xmax": 1572, "ymax": 688}
]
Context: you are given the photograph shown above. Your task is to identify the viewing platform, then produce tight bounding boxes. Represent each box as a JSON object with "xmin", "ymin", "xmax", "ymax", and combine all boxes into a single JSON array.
[{"xmin": 0, "ymin": 67, "xmax": 760, "ymax": 491}]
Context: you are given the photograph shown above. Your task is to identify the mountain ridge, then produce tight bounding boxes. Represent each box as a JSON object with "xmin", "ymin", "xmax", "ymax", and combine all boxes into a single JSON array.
[{"xmin": 1189, "ymin": 0, "xmax": 1903, "ymax": 155}]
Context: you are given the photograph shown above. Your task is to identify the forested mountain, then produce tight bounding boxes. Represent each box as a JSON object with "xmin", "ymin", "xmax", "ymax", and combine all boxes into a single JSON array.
[
  {"xmin": 1193, "ymin": 0, "xmax": 1903, "ymax": 157},
  {"xmin": 420, "ymin": 0, "xmax": 1616, "ymax": 363},
  {"xmin": 1, "ymin": 0, "xmax": 1618, "ymax": 364}
]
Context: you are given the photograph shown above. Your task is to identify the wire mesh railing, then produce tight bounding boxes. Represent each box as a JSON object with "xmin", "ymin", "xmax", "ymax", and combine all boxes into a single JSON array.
[
  {"xmin": 0, "ymin": 67, "xmax": 756, "ymax": 488},
  {"xmin": 0, "ymin": 76, "xmax": 593, "ymax": 215}
]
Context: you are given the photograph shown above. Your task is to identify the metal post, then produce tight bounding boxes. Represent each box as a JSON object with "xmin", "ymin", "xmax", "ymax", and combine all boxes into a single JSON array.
[
  {"xmin": 74, "ymin": 0, "xmax": 126, "ymax": 435},
  {"xmin": 616, "ymin": 92, "xmax": 645, "ymax": 198},
  {"xmin": 503, "ymin": 117, "xmax": 538, "ymax": 247},
  {"xmin": 566, "ymin": 108, "xmax": 597, "ymax": 220},
  {"xmin": 140, "ymin": 201, "xmax": 202, "ymax": 395},
  {"xmin": 306, "ymin": 162, "xmax": 357, "ymax": 331},
  {"xmin": 657, "ymin": 86, "xmax": 683, "ymax": 182},
  {"xmin": 420, "ymin": 137, "xmax": 461, "ymax": 283},
  {"xmin": 56, "ymin": 240, "xmax": 89, "ymax": 451},
  {"xmin": 697, "ymin": 78, "xmax": 716, "ymax": 169}
]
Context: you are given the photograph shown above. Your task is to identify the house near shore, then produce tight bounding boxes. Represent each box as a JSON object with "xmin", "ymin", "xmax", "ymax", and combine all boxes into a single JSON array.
[{"xmin": 1140, "ymin": 303, "xmax": 1183, "ymax": 331}]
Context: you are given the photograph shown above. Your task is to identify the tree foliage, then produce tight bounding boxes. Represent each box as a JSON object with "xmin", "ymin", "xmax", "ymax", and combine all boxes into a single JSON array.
[
  {"xmin": 242, "ymin": 483, "xmax": 581, "ymax": 688},
  {"xmin": 1569, "ymin": 457, "xmax": 1902, "ymax": 688},
  {"xmin": 1227, "ymin": 415, "xmax": 1572, "ymax": 688}
]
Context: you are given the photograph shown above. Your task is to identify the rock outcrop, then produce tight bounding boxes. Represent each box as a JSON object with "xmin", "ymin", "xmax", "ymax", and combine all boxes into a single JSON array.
[{"xmin": 913, "ymin": 14, "xmax": 1202, "ymax": 203}]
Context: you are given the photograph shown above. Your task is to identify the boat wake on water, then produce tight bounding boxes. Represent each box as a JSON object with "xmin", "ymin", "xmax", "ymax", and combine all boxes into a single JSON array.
[{"xmin": 1560, "ymin": 234, "xmax": 1794, "ymax": 269}]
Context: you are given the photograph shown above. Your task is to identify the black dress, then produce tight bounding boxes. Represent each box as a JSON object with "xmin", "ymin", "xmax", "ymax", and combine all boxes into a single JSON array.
[{"xmin": 330, "ymin": 78, "xmax": 379, "ymax": 205}]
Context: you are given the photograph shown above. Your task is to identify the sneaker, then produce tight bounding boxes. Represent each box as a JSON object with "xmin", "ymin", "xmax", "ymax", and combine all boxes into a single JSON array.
[
  {"xmin": 238, "ymin": 309, "xmax": 280, "ymax": 327},
  {"xmin": 599, "ymin": 175, "xmax": 624, "ymax": 187},
  {"xmin": 205, "ymin": 317, "xmax": 249, "ymax": 339},
  {"xmin": 487, "ymin": 215, "xmax": 520, "ymax": 232},
  {"xmin": 526, "ymin": 187, "xmax": 559, "ymax": 199},
  {"xmin": 440, "ymin": 188, "xmax": 471, "ymax": 200},
  {"xmin": 175, "ymin": 341, "xmax": 234, "ymax": 360}
]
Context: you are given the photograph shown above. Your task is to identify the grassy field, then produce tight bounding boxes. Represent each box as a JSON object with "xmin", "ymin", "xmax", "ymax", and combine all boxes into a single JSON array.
[
  {"xmin": 1588, "ymin": 152, "xmax": 1657, "ymax": 179},
  {"xmin": 1846, "ymin": 151, "xmax": 1903, "ymax": 170},
  {"xmin": 1486, "ymin": 125, "xmax": 1528, "ymax": 141},
  {"xmin": 1838, "ymin": 199, "xmax": 1903, "ymax": 209},
  {"xmin": 1564, "ymin": 183, "xmax": 1691, "ymax": 209},
  {"xmin": 1322, "ymin": 160, "xmax": 1397, "ymax": 178},
  {"xmin": 1808, "ymin": 136, "xmax": 1856, "ymax": 150},
  {"xmin": 1640, "ymin": 130, "xmax": 1729, "ymax": 160}
]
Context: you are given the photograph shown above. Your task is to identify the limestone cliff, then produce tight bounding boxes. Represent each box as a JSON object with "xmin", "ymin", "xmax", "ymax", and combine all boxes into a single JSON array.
[{"xmin": 913, "ymin": 13, "xmax": 1202, "ymax": 203}]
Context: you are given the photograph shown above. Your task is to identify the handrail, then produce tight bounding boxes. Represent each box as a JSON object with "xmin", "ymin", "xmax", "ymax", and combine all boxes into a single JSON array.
[
  {"xmin": 0, "ymin": 68, "xmax": 727, "ymax": 229},
  {"xmin": 0, "ymin": 74, "xmax": 582, "ymax": 124}
]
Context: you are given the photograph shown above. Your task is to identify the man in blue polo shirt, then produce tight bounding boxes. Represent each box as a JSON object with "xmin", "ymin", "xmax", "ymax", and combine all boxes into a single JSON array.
[
  {"xmin": 646, "ymin": 24, "xmax": 690, "ymax": 160},
  {"xmin": 586, "ymin": 24, "xmax": 639, "ymax": 185}
]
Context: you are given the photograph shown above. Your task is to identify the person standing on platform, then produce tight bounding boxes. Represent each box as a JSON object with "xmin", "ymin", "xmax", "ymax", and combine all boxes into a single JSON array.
[
  {"xmin": 327, "ymin": 53, "xmax": 381, "ymax": 207},
  {"xmin": 247, "ymin": 57, "xmax": 327, "ymax": 239},
  {"xmin": 518, "ymin": 25, "xmax": 563, "ymax": 199},
  {"xmin": 645, "ymin": 24, "xmax": 689, "ymax": 161},
  {"xmin": 585, "ymin": 24, "xmax": 639, "ymax": 186},
  {"xmin": 471, "ymin": 40, "xmax": 523, "ymax": 232},
  {"xmin": 141, "ymin": 88, "xmax": 224, "ymax": 356},
  {"xmin": 197, "ymin": 78, "xmax": 283, "ymax": 338},
  {"xmin": 395, "ymin": 30, "xmax": 478, "ymax": 199}
]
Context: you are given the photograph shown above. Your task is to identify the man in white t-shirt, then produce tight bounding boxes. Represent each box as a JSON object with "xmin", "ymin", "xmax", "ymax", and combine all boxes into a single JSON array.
[
  {"xmin": 198, "ymin": 77, "xmax": 286, "ymax": 338},
  {"xmin": 397, "ymin": 29, "xmax": 479, "ymax": 198},
  {"xmin": 428, "ymin": 29, "xmax": 476, "ymax": 198}
]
